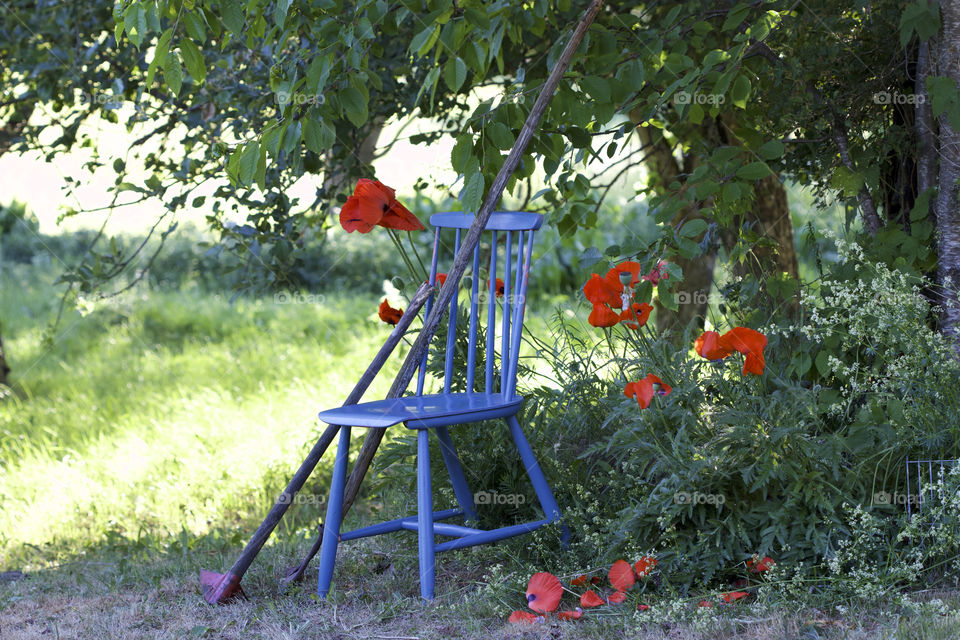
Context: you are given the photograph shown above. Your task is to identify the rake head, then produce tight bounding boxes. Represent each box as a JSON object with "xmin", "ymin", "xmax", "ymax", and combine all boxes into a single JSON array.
[{"xmin": 200, "ymin": 570, "xmax": 246, "ymax": 604}]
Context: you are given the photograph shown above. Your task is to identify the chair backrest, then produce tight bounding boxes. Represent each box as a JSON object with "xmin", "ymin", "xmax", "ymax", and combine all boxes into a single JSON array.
[{"xmin": 414, "ymin": 211, "xmax": 543, "ymax": 401}]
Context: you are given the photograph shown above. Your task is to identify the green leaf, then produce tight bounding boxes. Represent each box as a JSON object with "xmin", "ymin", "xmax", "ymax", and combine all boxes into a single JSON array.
[
  {"xmin": 180, "ymin": 39, "xmax": 206, "ymax": 84},
  {"xmin": 451, "ymin": 134, "xmax": 474, "ymax": 172},
  {"xmin": 444, "ymin": 56, "xmax": 468, "ymax": 92},
  {"xmin": 222, "ymin": 0, "xmax": 245, "ymax": 35},
  {"xmin": 580, "ymin": 76, "xmax": 611, "ymax": 103},
  {"xmin": 758, "ymin": 139, "xmax": 785, "ymax": 160},
  {"xmin": 730, "ymin": 74, "xmax": 751, "ymax": 109},
  {"xmin": 736, "ymin": 161, "xmax": 772, "ymax": 181},
  {"xmin": 340, "ymin": 87, "xmax": 368, "ymax": 127},
  {"xmin": 815, "ymin": 350, "xmax": 832, "ymax": 377},
  {"xmin": 459, "ymin": 171, "xmax": 484, "ymax": 214},
  {"xmin": 275, "ymin": 0, "xmax": 292, "ymax": 27},
  {"xmin": 302, "ymin": 119, "xmax": 325, "ymax": 153},
  {"xmin": 163, "ymin": 50, "xmax": 183, "ymax": 95},
  {"xmin": 463, "ymin": 6, "xmax": 490, "ymax": 29},
  {"xmin": 679, "ymin": 218, "xmax": 707, "ymax": 238},
  {"xmin": 409, "ymin": 24, "xmax": 439, "ymax": 57},
  {"xmin": 829, "ymin": 165, "xmax": 864, "ymax": 197},
  {"xmin": 688, "ymin": 102, "xmax": 704, "ymax": 124},
  {"xmin": 145, "ymin": 28, "xmax": 173, "ymax": 87},
  {"xmin": 485, "ymin": 122, "xmax": 513, "ymax": 150},
  {"xmin": 123, "ymin": 4, "xmax": 148, "ymax": 49},
  {"xmin": 237, "ymin": 141, "xmax": 259, "ymax": 185},
  {"xmin": 184, "ymin": 12, "xmax": 207, "ymax": 43}
]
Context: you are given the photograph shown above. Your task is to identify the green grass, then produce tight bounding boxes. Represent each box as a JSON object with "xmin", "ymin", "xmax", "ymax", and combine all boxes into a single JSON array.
[{"xmin": 0, "ymin": 263, "xmax": 400, "ymax": 567}]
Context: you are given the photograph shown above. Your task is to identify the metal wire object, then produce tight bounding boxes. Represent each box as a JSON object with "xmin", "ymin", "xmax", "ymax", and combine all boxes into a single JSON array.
[{"xmin": 905, "ymin": 458, "xmax": 958, "ymax": 517}]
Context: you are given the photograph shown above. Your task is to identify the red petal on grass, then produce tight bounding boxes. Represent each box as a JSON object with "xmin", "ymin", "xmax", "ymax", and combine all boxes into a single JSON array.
[
  {"xmin": 378, "ymin": 299, "xmax": 403, "ymax": 325},
  {"xmin": 633, "ymin": 556, "xmax": 658, "ymax": 578},
  {"xmin": 571, "ymin": 575, "xmax": 590, "ymax": 587},
  {"xmin": 557, "ymin": 609, "xmax": 583, "ymax": 621},
  {"xmin": 508, "ymin": 610, "xmax": 539, "ymax": 624},
  {"xmin": 580, "ymin": 590, "xmax": 605, "ymax": 608},
  {"xmin": 698, "ymin": 600, "xmax": 713, "ymax": 608},
  {"xmin": 638, "ymin": 604, "xmax": 650, "ymax": 611},
  {"xmin": 608, "ymin": 560, "xmax": 635, "ymax": 591},
  {"xmin": 526, "ymin": 572, "xmax": 563, "ymax": 613},
  {"xmin": 608, "ymin": 590, "xmax": 627, "ymax": 604},
  {"xmin": 720, "ymin": 591, "xmax": 749, "ymax": 603},
  {"xmin": 747, "ymin": 555, "xmax": 775, "ymax": 573}
]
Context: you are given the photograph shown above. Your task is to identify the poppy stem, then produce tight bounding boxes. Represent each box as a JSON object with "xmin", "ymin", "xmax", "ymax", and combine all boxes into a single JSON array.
[
  {"xmin": 406, "ymin": 230, "xmax": 429, "ymax": 281},
  {"xmin": 387, "ymin": 228, "xmax": 421, "ymax": 283}
]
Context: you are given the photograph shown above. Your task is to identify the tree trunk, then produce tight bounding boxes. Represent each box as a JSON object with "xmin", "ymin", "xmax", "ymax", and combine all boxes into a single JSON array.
[
  {"xmin": 635, "ymin": 125, "xmax": 715, "ymax": 334},
  {"xmin": 936, "ymin": 0, "xmax": 960, "ymax": 344},
  {"xmin": 0, "ymin": 323, "xmax": 9, "ymax": 386}
]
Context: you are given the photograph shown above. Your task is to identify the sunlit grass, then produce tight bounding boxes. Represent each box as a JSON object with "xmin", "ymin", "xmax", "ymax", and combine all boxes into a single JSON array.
[{"xmin": 0, "ymin": 264, "xmax": 402, "ymax": 567}]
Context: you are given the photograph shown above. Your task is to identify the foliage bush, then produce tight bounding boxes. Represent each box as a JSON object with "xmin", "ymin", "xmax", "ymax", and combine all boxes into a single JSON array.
[{"xmin": 374, "ymin": 230, "xmax": 960, "ymax": 600}]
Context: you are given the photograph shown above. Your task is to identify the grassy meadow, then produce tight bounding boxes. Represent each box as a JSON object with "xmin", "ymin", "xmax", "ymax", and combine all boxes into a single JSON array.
[{"xmin": 2, "ymin": 232, "xmax": 960, "ymax": 639}]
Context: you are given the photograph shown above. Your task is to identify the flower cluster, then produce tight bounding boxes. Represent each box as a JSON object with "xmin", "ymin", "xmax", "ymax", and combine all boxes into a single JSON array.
[{"xmin": 582, "ymin": 261, "xmax": 653, "ymax": 329}]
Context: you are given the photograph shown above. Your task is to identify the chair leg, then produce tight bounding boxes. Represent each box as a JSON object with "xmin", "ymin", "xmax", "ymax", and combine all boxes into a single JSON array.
[
  {"xmin": 416, "ymin": 428, "xmax": 436, "ymax": 600},
  {"xmin": 433, "ymin": 426, "xmax": 478, "ymax": 522},
  {"xmin": 317, "ymin": 426, "xmax": 351, "ymax": 599},
  {"xmin": 505, "ymin": 415, "xmax": 568, "ymax": 544}
]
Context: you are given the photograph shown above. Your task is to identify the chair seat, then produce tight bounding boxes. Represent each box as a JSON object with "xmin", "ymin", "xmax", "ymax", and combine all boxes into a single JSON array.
[{"xmin": 317, "ymin": 393, "xmax": 524, "ymax": 429}]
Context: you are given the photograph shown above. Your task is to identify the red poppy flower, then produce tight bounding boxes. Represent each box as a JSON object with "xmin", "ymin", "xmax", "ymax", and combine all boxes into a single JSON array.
[
  {"xmin": 526, "ymin": 572, "xmax": 563, "ymax": 613},
  {"xmin": 633, "ymin": 556, "xmax": 657, "ymax": 578},
  {"xmin": 435, "ymin": 272, "xmax": 447, "ymax": 288},
  {"xmin": 721, "ymin": 591, "xmax": 749, "ymax": 603},
  {"xmin": 556, "ymin": 609, "xmax": 583, "ymax": 621},
  {"xmin": 638, "ymin": 604, "xmax": 650, "ymax": 611},
  {"xmin": 698, "ymin": 600, "xmax": 713, "ymax": 608},
  {"xmin": 604, "ymin": 261, "xmax": 642, "ymax": 288},
  {"xmin": 718, "ymin": 327, "xmax": 767, "ymax": 375},
  {"xmin": 378, "ymin": 299, "xmax": 403, "ymax": 325},
  {"xmin": 624, "ymin": 374, "xmax": 672, "ymax": 410},
  {"xmin": 486, "ymin": 277, "xmax": 505, "ymax": 298},
  {"xmin": 339, "ymin": 179, "xmax": 425, "ymax": 233},
  {"xmin": 588, "ymin": 303, "xmax": 621, "ymax": 328},
  {"xmin": 642, "ymin": 260, "xmax": 669, "ymax": 286},
  {"xmin": 608, "ymin": 590, "xmax": 627, "ymax": 604},
  {"xmin": 508, "ymin": 610, "xmax": 540, "ymax": 624},
  {"xmin": 583, "ymin": 273, "xmax": 621, "ymax": 307},
  {"xmin": 608, "ymin": 560, "xmax": 635, "ymax": 591},
  {"xmin": 620, "ymin": 302, "xmax": 653, "ymax": 330},
  {"xmin": 580, "ymin": 590, "xmax": 605, "ymax": 608},
  {"xmin": 747, "ymin": 555, "xmax": 775, "ymax": 573},
  {"xmin": 695, "ymin": 331, "xmax": 733, "ymax": 361}
]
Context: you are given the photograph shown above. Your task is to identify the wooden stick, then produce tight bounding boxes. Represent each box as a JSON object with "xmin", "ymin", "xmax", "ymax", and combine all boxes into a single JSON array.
[
  {"xmin": 339, "ymin": 0, "xmax": 605, "ymax": 520},
  {"xmin": 203, "ymin": 282, "xmax": 433, "ymax": 603}
]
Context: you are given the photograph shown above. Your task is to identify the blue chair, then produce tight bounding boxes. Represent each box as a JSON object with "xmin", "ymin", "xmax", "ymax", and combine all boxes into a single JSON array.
[{"xmin": 315, "ymin": 211, "xmax": 565, "ymax": 600}]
